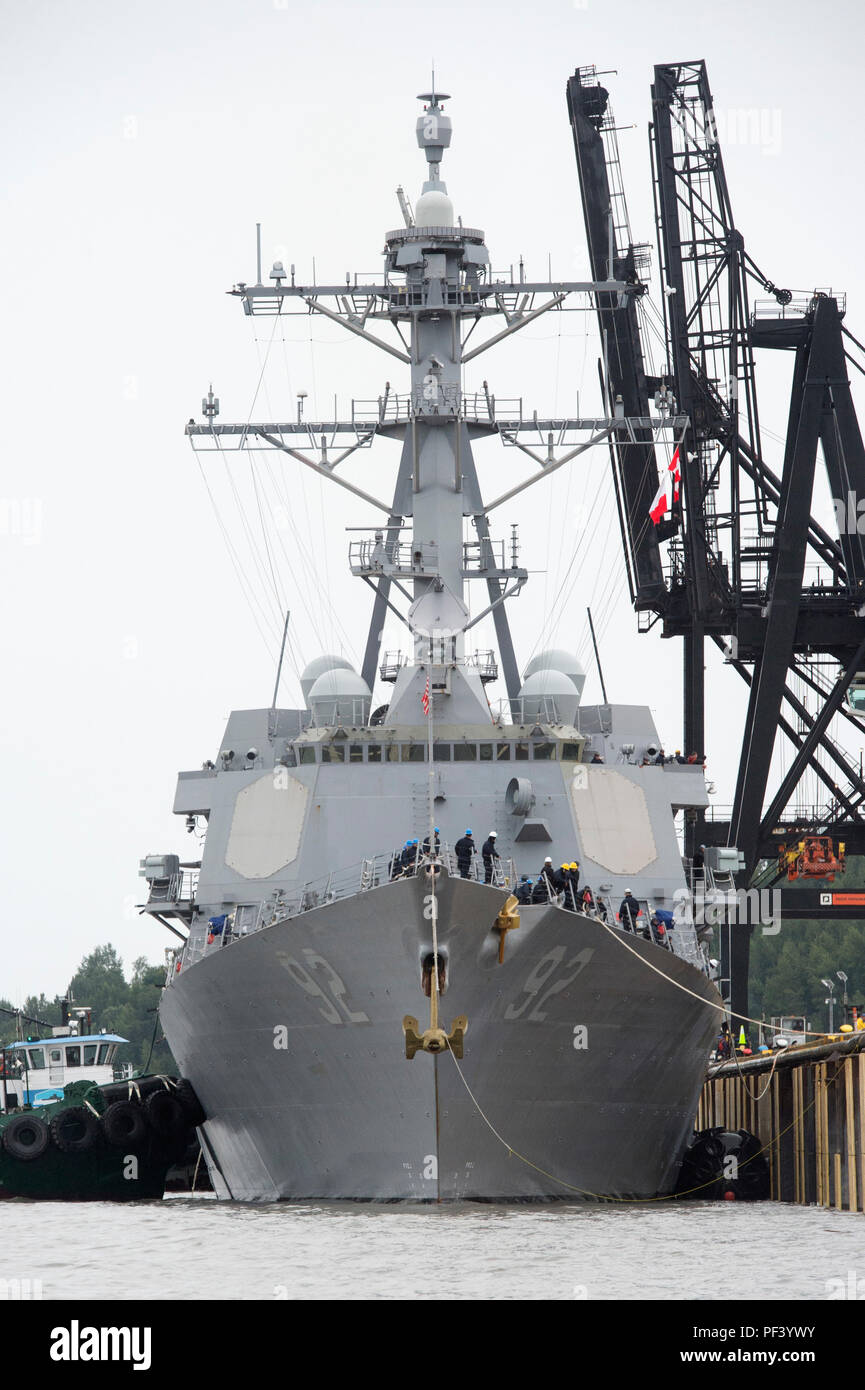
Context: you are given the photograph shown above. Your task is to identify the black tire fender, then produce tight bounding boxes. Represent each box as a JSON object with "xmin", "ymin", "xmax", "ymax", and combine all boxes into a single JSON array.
[
  {"xmin": 2, "ymin": 1113, "xmax": 51, "ymax": 1161},
  {"xmin": 175, "ymin": 1078, "xmax": 206, "ymax": 1126},
  {"xmin": 101, "ymin": 1100, "xmax": 147, "ymax": 1150},
  {"xmin": 50, "ymin": 1105, "xmax": 100, "ymax": 1154},
  {"xmin": 144, "ymin": 1090, "xmax": 187, "ymax": 1139}
]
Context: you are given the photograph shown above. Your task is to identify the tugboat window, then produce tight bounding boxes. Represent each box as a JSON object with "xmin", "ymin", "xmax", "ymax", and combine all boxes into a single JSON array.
[
  {"xmin": 97, "ymin": 1044, "xmax": 109, "ymax": 1064},
  {"xmin": 28, "ymin": 1048, "xmax": 45, "ymax": 1069},
  {"xmin": 454, "ymin": 744, "xmax": 476, "ymax": 761},
  {"xmin": 83, "ymin": 1044, "xmax": 98, "ymax": 1064},
  {"xmin": 299, "ymin": 746, "xmax": 316, "ymax": 765},
  {"xmin": 66, "ymin": 1046, "xmax": 81, "ymax": 1067},
  {"xmin": 50, "ymin": 1049, "xmax": 62, "ymax": 1064}
]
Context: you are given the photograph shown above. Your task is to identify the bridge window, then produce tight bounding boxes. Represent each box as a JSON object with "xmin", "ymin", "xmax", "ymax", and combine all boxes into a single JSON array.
[
  {"xmin": 402, "ymin": 745, "xmax": 425, "ymax": 762},
  {"xmin": 454, "ymin": 744, "xmax": 476, "ymax": 762},
  {"xmin": 299, "ymin": 746, "xmax": 316, "ymax": 765},
  {"xmin": 562, "ymin": 742, "xmax": 581, "ymax": 760},
  {"xmin": 496, "ymin": 743, "xmax": 511, "ymax": 760},
  {"xmin": 533, "ymin": 742, "xmax": 556, "ymax": 760},
  {"xmin": 367, "ymin": 744, "xmax": 382, "ymax": 762},
  {"xmin": 433, "ymin": 743, "xmax": 451, "ymax": 761},
  {"xmin": 479, "ymin": 743, "xmax": 493, "ymax": 761},
  {"xmin": 349, "ymin": 744, "xmax": 364, "ymax": 763},
  {"xmin": 386, "ymin": 744, "xmax": 400, "ymax": 762},
  {"xmin": 515, "ymin": 742, "xmax": 529, "ymax": 760},
  {"xmin": 321, "ymin": 744, "xmax": 344, "ymax": 763}
]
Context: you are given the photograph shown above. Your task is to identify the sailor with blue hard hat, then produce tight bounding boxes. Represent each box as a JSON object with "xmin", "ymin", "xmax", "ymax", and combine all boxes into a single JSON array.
[
  {"xmin": 422, "ymin": 826, "xmax": 441, "ymax": 855},
  {"xmin": 454, "ymin": 828, "xmax": 476, "ymax": 879}
]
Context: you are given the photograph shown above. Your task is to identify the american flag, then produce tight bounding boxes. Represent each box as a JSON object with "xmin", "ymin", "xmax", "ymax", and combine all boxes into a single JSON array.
[{"xmin": 421, "ymin": 674, "xmax": 430, "ymax": 716}]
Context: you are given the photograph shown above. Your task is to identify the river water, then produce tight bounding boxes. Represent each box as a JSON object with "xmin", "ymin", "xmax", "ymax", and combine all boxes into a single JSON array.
[{"xmin": 4, "ymin": 1196, "xmax": 862, "ymax": 1301}]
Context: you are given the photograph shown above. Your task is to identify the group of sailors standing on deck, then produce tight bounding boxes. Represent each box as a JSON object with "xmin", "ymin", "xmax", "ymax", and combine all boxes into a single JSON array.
[
  {"xmin": 387, "ymin": 834, "xmax": 669, "ymax": 942},
  {"xmin": 454, "ymin": 830, "xmax": 501, "ymax": 883}
]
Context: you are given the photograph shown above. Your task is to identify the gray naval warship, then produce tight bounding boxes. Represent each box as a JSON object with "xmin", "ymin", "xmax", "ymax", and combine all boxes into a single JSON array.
[{"xmin": 142, "ymin": 87, "xmax": 722, "ymax": 1201}]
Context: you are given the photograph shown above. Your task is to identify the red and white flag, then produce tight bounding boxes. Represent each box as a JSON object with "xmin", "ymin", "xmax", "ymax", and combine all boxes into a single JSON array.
[
  {"xmin": 421, "ymin": 674, "xmax": 430, "ymax": 716},
  {"xmin": 649, "ymin": 445, "xmax": 682, "ymax": 525}
]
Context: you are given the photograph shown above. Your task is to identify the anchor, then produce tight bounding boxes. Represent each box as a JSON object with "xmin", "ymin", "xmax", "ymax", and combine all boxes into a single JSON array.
[
  {"xmin": 403, "ymin": 1014, "xmax": 468, "ymax": 1060},
  {"xmin": 495, "ymin": 894, "xmax": 521, "ymax": 963}
]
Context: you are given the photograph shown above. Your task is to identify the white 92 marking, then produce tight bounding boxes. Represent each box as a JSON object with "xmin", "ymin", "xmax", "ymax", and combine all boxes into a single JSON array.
[
  {"xmin": 505, "ymin": 946, "xmax": 595, "ymax": 1021},
  {"xmin": 275, "ymin": 950, "xmax": 370, "ymax": 1025}
]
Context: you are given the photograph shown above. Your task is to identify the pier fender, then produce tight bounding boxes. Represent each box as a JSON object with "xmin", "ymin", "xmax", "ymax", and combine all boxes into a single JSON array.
[
  {"xmin": 1, "ymin": 1113, "xmax": 51, "ymax": 1161},
  {"xmin": 50, "ymin": 1106, "xmax": 100, "ymax": 1155},
  {"xmin": 675, "ymin": 1127, "xmax": 770, "ymax": 1201}
]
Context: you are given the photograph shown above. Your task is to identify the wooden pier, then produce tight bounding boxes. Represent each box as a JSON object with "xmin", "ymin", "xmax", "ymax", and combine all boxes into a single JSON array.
[{"xmin": 698, "ymin": 1033, "xmax": 865, "ymax": 1210}]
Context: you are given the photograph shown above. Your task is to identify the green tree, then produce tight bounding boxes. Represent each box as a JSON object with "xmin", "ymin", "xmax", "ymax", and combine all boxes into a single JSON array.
[{"xmin": 2, "ymin": 946, "xmax": 176, "ymax": 1074}]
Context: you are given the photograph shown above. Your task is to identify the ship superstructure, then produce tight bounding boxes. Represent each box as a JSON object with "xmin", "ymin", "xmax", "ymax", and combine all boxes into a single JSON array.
[{"xmin": 143, "ymin": 89, "xmax": 722, "ymax": 1200}]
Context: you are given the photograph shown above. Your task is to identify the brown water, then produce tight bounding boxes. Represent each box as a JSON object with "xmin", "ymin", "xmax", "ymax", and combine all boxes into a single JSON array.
[{"xmin": 2, "ymin": 1197, "xmax": 862, "ymax": 1300}]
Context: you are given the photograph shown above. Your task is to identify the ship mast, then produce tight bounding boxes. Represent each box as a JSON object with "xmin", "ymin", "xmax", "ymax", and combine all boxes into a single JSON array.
[{"xmin": 185, "ymin": 90, "xmax": 680, "ymax": 726}]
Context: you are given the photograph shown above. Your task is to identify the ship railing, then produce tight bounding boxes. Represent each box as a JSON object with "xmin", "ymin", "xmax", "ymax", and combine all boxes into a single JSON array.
[
  {"xmin": 349, "ymin": 390, "xmax": 526, "ymax": 428},
  {"xmin": 491, "ymin": 696, "xmax": 563, "ymax": 725},
  {"xmin": 309, "ymin": 697, "xmax": 373, "ymax": 728},
  {"xmin": 462, "ymin": 539, "xmax": 510, "ymax": 573},
  {"xmin": 350, "ymin": 538, "xmax": 439, "ymax": 576},
  {"xmin": 146, "ymin": 868, "xmax": 199, "ymax": 905},
  {"xmin": 752, "ymin": 290, "xmax": 845, "ymax": 320},
  {"xmin": 464, "ymin": 650, "xmax": 499, "ymax": 683},
  {"xmin": 379, "ymin": 651, "xmax": 408, "ymax": 682},
  {"xmin": 438, "ymin": 842, "xmax": 516, "ymax": 888}
]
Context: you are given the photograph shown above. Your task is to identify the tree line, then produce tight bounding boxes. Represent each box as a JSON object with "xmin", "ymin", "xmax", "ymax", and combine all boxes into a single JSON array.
[{"xmin": 0, "ymin": 945, "xmax": 176, "ymax": 1074}]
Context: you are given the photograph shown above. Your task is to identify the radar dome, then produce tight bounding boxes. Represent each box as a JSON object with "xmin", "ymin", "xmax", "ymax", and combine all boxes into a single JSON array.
[
  {"xmin": 414, "ymin": 189, "xmax": 454, "ymax": 228},
  {"xmin": 517, "ymin": 669, "xmax": 580, "ymax": 727},
  {"xmin": 308, "ymin": 669, "xmax": 372, "ymax": 726},
  {"xmin": 300, "ymin": 653, "xmax": 353, "ymax": 705},
  {"xmin": 524, "ymin": 648, "xmax": 586, "ymax": 702}
]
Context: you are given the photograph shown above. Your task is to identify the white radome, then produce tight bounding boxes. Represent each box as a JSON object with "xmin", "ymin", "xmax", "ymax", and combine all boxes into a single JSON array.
[{"xmin": 414, "ymin": 189, "xmax": 454, "ymax": 228}]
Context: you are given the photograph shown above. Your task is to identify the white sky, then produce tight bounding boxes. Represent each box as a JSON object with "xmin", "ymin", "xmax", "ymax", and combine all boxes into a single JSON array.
[{"xmin": 3, "ymin": 0, "xmax": 865, "ymax": 999}]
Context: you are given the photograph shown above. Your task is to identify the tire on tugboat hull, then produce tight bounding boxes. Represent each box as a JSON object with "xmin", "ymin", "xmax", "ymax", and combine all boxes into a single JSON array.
[
  {"xmin": 2, "ymin": 1114, "xmax": 51, "ymax": 1161},
  {"xmin": 144, "ymin": 1090, "xmax": 187, "ymax": 1141},
  {"xmin": 101, "ymin": 1101, "xmax": 147, "ymax": 1150},
  {"xmin": 50, "ymin": 1106, "xmax": 100, "ymax": 1154}
]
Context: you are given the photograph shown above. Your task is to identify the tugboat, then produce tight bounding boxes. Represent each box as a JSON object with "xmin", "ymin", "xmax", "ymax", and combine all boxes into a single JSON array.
[
  {"xmin": 141, "ymin": 87, "xmax": 722, "ymax": 1201},
  {"xmin": 0, "ymin": 1074, "xmax": 206, "ymax": 1201},
  {"xmin": 0, "ymin": 1006, "xmax": 207, "ymax": 1199}
]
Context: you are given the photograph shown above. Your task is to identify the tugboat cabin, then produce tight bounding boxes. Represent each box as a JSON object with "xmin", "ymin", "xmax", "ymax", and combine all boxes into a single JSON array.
[{"xmin": 0, "ymin": 1034, "xmax": 128, "ymax": 1110}]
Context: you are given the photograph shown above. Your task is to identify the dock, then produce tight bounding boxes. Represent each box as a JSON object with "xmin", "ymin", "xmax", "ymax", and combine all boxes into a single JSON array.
[{"xmin": 698, "ymin": 1033, "xmax": 865, "ymax": 1210}]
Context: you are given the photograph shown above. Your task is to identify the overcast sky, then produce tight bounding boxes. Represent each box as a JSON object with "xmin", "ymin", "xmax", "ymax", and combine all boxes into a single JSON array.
[{"xmin": 3, "ymin": 0, "xmax": 864, "ymax": 1001}]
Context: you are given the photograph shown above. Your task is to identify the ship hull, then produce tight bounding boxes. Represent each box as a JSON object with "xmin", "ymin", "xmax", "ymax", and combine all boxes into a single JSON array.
[{"xmin": 160, "ymin": 874, "xmax": 721, "ymax": 1200}]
